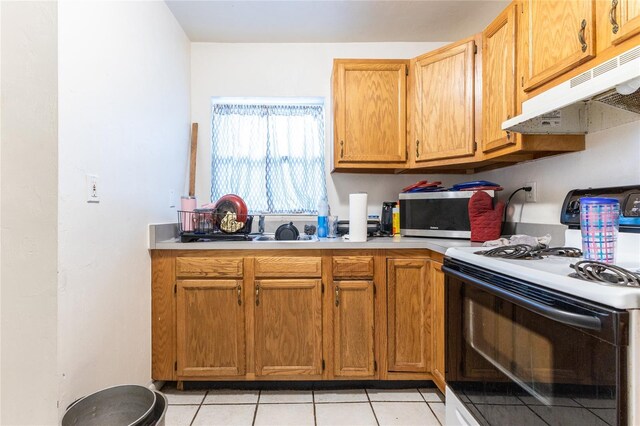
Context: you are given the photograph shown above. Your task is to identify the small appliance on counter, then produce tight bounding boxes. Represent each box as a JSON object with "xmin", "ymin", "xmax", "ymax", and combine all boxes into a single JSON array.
[
  {"xmin": 399, "ymin": 190, "xmax": 495, "ymax": 239},
  {"xmin": 381, "ymin": 201, "xmax": 396, "ymax": 235},
  {"xmin": 336, "ymin": 219, "xmax": 381, "ymax": 237}
]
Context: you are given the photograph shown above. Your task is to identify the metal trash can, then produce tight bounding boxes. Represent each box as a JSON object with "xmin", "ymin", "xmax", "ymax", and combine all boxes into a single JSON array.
[{"xmin": 62, "ymin": 385, "xmax": 157, "ymax": 426}]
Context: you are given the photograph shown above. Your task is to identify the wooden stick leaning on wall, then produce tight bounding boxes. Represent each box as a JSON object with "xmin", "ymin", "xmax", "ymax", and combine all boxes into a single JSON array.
[{"xmin": 189, "ymin": 122, "xmax": 198, "ymax": 198}]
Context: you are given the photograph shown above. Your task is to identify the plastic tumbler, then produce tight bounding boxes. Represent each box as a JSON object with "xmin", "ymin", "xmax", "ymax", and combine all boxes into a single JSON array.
[{"xmin": 580, "ymin": 197, "xmax": 620, "ymax": 264}]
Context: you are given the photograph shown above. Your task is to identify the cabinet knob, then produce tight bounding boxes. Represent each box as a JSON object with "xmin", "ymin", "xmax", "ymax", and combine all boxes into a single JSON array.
[
  {"xmin": 578, "ymin": 19, "xmax": 588, "ymax": 52},
  {"xmin": 610, "ymin": 0, "xmax": 619, "ymax": 34}
]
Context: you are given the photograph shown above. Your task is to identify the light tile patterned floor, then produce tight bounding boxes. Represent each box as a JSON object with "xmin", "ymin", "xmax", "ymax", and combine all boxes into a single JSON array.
[{"xmin": 162, "ymin": 386, "xmax": 445, "ymax": 426}]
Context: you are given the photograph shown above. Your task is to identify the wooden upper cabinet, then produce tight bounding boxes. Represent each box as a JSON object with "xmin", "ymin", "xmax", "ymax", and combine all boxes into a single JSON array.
[
  {"xmin": 254, "ymin": 279, "xmax": 323, "ymax": 377},
  {"xmin": 522, "ymin": 0, "xmax": 596, "ymax": 92},
  {"xmin": 387, "ymin": 258, "xmax": 430, "ymax": 373},
  {"xmin": 176, "ymin": 280, "xmax": 245, "ymax": 377},
  {"xmin": 413, "ymin": 39, "xmax": 476, "ymax": 162},
  {"xmin": 611, "ymin": 0, "xmax": 640, "ymax": 43},
  {"xmin": 333, "ymin": 280, "xmax": 376, "ymax": 378},
  {"xmin": 332, "ymin": 60, "xmax": 408, "ymax": 169},
  {"xmin": 483, "ymin": 5, "xmax": 518, "ymax": 153}
]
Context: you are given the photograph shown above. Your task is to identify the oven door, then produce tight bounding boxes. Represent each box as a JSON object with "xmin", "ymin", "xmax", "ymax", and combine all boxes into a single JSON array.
[{"xmin": 444, "ymin": 259, "xmax": 629, "ymax": 426}]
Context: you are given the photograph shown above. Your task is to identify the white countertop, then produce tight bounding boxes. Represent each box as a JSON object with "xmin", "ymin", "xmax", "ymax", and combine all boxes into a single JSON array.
[{"xmin": 151, "ymin": 233, "xmax": 477, "ymax": 255}]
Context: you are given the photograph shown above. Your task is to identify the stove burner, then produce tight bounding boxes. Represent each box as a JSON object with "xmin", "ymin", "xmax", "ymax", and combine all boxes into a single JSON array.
[
  {"xmin": 569, "ymin": 261, "xmax": 640, "ymax": 287},
  {"xmin": 475, "ymin": 245, "xmax": 583, "ymax": 260},
  {"xmin": 475, "ymin": 244, "xmax": 541, "ymax": 259},
  {"xmin": 531, "ymin": 247, "xmax": 583, "ymax": 258}
]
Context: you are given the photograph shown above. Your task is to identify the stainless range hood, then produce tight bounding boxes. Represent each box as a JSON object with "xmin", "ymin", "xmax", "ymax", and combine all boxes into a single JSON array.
[{"xmin": 502, "ymin": 45, "xmax": 640, "ymax": 134}]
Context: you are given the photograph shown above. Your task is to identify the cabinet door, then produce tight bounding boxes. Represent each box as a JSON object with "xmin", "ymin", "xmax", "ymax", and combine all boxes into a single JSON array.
[
  {"xmin": 431, "ymin": 263, "xmax": 446, "ymax": 392},
  {"xmin": 387, "ymin": 258, "xmax": 430, "ymax": 373},
  {"xmin": 483, "ymin": 5, "xmax": 518, "ymax": 153},
  {"xmin": 612, "ymin": 0, "xmax": 640, "ymax": 44},
  {"xmin": 255, "ymin": 279, "xmax": 323, "ymax": 376},
  {"xmin": 414, "ymin": 40, "xmax": 475, "ymax": 162},
  {"xmin": 333, "ymin": 60, "xmax": 407, "ymax": 166},
  {"xmin": 333, "ymin": 281, "xmax": 375, "ymax": 377},
  {"xmin": 523, "ymin": 0, "xmax": 595, "ymax": 91},
  {"xmin": 176, "ymin": 280, "xmax": 245, "ymax": 377}
]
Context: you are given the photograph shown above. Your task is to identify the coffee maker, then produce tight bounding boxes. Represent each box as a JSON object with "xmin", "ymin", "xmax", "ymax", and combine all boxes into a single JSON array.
[{"xmin": 381, "ymin": 201, "xmax": 397, "ymax": 235}]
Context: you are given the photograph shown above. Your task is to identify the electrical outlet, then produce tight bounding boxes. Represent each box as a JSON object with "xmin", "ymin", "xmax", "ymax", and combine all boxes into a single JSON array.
[
  {"xmin": 525, "ymin": 181, "xmax": 537, "ymax": 203},
  {"xmin": 86, "ymin": 174, "xmax": 100, "ymax": 203},
  {"xmin": 169, "ymin": 190, "xmax": 176, "ymax": 208}
]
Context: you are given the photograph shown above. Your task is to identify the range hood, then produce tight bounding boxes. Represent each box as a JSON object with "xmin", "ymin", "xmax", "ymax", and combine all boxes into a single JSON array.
[{"xmin": 503, "ymin": 45, "xmax": 640, "ymax": 134}]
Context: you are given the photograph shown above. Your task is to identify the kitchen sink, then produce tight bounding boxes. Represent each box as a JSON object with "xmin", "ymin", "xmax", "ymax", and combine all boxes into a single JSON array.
[{"xmin": 251, "ymin": 234, "xmax": 317, "ymax": 242}]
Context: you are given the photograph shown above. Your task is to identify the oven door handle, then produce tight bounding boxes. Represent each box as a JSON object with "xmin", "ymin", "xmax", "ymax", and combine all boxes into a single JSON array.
[{"xmin": 443, "ymin": 266, "xmax": 602, "ymax": 331}]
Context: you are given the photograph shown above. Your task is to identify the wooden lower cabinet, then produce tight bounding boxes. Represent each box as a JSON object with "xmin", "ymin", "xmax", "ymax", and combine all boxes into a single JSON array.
[
  {"xmin": 333, "ymin": 280, "xmax": 376, "ymax": 378},
  {"xmin": 387, "ymin": 258, "xmax": 431, "ymax": 373},
  {"xmin": 153, "ymin": 250, "xmax": 445, "ymax": 386},
  {"xmin": 430, "ymin": 263, "xmax": 446, "ymax": 392},
  {"xmin": 176, "ymin": 279, "xmax": 246, "ymax": 378},
  {"xmin": 254, "ymin": 279, "xmax": 323, "ymax": 377}
]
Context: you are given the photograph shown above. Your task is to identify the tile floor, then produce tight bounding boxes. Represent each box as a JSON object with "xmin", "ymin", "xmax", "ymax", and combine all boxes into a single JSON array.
[{"xmin": 162, "ymin": 387, "xmax": 446, "ymax": 426}]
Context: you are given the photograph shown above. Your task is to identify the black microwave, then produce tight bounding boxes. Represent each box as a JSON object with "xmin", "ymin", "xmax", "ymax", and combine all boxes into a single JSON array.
[{"xmin": 399, "ymin": 191, "xmax": 494, "ymax": 239}]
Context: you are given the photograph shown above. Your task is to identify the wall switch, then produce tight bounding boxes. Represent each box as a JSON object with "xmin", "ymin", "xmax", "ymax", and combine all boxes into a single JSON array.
[
  {"xmin": 525, "ymin": 181, "xmax": 537, "ymax": 203},
  {"xmin": 86, "ymin": 174, "xmax": 100, "ymax": 203},
  {"xmin": 169, "ymin": 190, "xmax": 176, "ymax": 208}
]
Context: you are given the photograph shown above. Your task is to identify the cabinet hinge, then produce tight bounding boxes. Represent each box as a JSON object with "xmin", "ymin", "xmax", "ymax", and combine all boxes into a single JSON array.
[
  {"xmin": 473, "ymin": 141, "xmax": 478, "ymax": 151},
  {"xmin": 374, "ymin": 360, "xmax": 378, "ymax": 372},
  {"xmin": 405, "ymin": 66, "xmax": 409, "ymax": 77},
  {"xmin": 322, "ymin": 359, "xmax": 325, "ymax": 370},
  {"xmin": 473, "ymin": 44, "xmax": 478, "ymax": 54},
  {"xmin": 174, "ymin": 361, "xmax": 178, "ymax": 371},
  {"xmin": 321, "ymin": 283, "xmax": 325, "ymax": 294},
  {"xmin": 174, "ymin": 284, "xmax": 177, "ymax": 294},
  {"xmin": 373, "ymin": 284, "xmax": 376, "ymax": 296}
]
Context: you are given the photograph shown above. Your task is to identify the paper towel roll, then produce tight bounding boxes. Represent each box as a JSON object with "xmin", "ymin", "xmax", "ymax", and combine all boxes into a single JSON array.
[{"xmin": 348, "ymin": 193, "xmax": 368, "ymax": 242}]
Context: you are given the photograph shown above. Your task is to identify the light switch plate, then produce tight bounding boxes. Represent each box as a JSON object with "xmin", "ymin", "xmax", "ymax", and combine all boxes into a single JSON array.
[{"xmin": 86, "ymin": 174, "xmax": 100, "ymax": 203}]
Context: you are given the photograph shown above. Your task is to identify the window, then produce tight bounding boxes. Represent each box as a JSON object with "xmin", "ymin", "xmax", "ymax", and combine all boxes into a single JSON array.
[{"xmin": 210, "ymin": 98, "xmax": 327, "ymax": 214}]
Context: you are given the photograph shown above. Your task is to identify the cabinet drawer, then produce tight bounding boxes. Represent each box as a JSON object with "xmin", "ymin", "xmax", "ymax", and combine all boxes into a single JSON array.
[
  {"xmin": 255, "ymin": 257, "xmax": 322, "ymax": 278},
  {"xmin": 176, "ymin": 257, "xmax": 243, "ymax": 278},
  {"xmin": 332, "ymin": 256, "xmax": 374, "ymax": 278}
]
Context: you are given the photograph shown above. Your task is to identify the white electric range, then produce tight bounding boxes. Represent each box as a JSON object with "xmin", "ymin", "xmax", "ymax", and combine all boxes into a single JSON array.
[{"xmin": 443, "ymin": 224, "xmax": 640, "ymax": 425}]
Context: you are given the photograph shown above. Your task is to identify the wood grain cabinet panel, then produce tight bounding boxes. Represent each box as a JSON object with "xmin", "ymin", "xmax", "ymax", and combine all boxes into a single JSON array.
[
  {"xmin": 332, "ymin": 60, "xmax": 408, "ymax": 170},
  {"xmin": 413, "ymin": 40, "xmax": 476, "ymax": 162},
  {"xmin": 431, "ymin": 263, "xmax": 446, "ymax": 392},
  {"xmin": 176, "ymin": 257, "xmax": 243, "ymax": 278},
  {"xmin": 254, "ymin": 279, "xmax": 323, "ymax": 376},
  {"xmin": 611, "ymin": 0, "xmax": 640, "ymax": 44},
  {"xmin": 387, "ymin": 258, "xmax": 431, "ymax": 373},
  {"xmin": 483, "ymin": 5, "xmax": 518, "ymax": 153},
  {"xmin": 333, "ymin": 280, "xmax": 376, "ymax": 377},
  {"xmin": 254, "ymin": 257, "xmax": 322, "ymax": 278},
  {"xmin": 332, "ymin": 256, "xmax": 374, "ymax": 278},
  {"xmin": 176, "ymin": 280, "xmax": 245, "ymax": 377},
  {"xmin": 522, "ymin": 0, "xmax": 596, "ymax": 91}
]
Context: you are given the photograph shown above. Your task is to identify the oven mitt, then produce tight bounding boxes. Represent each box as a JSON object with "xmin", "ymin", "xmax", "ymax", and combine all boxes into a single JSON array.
[{"xmin": 468, "ymin": 191, "xmax": 505, "ymax": 242}]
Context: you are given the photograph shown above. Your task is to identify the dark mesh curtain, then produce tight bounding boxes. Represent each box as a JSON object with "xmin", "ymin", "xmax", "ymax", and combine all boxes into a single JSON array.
[{"xmin": 211, "ymin": 102, "xmax": 326, "ymax": 213}]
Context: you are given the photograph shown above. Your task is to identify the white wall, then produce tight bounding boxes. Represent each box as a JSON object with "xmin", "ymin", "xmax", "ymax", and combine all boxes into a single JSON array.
[
  {"xmin": 191, "ymin": 42, "xmax": 466, "ymax": 219},
  {"xmin": 58, "ymin": 0, "xmax": 190, "ymax": 415},
  {"xmin": 1, "ymin": 2, "xmax": 59, "ymax": 424},
  {"xmin": 475, "ymin": 121, "xmax": 640, "ymax": 225}
]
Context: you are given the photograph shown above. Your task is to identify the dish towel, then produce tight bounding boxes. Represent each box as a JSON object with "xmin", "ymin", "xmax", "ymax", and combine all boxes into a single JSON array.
[{"xmin": 468, "ymin": 191, "xmax": 505, "ymax": 242}]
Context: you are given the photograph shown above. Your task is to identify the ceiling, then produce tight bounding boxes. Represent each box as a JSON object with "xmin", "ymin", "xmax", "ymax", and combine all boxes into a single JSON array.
[{"xmin": 165, "ymin": 1, "xmax": 510, "ymax": 43}]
